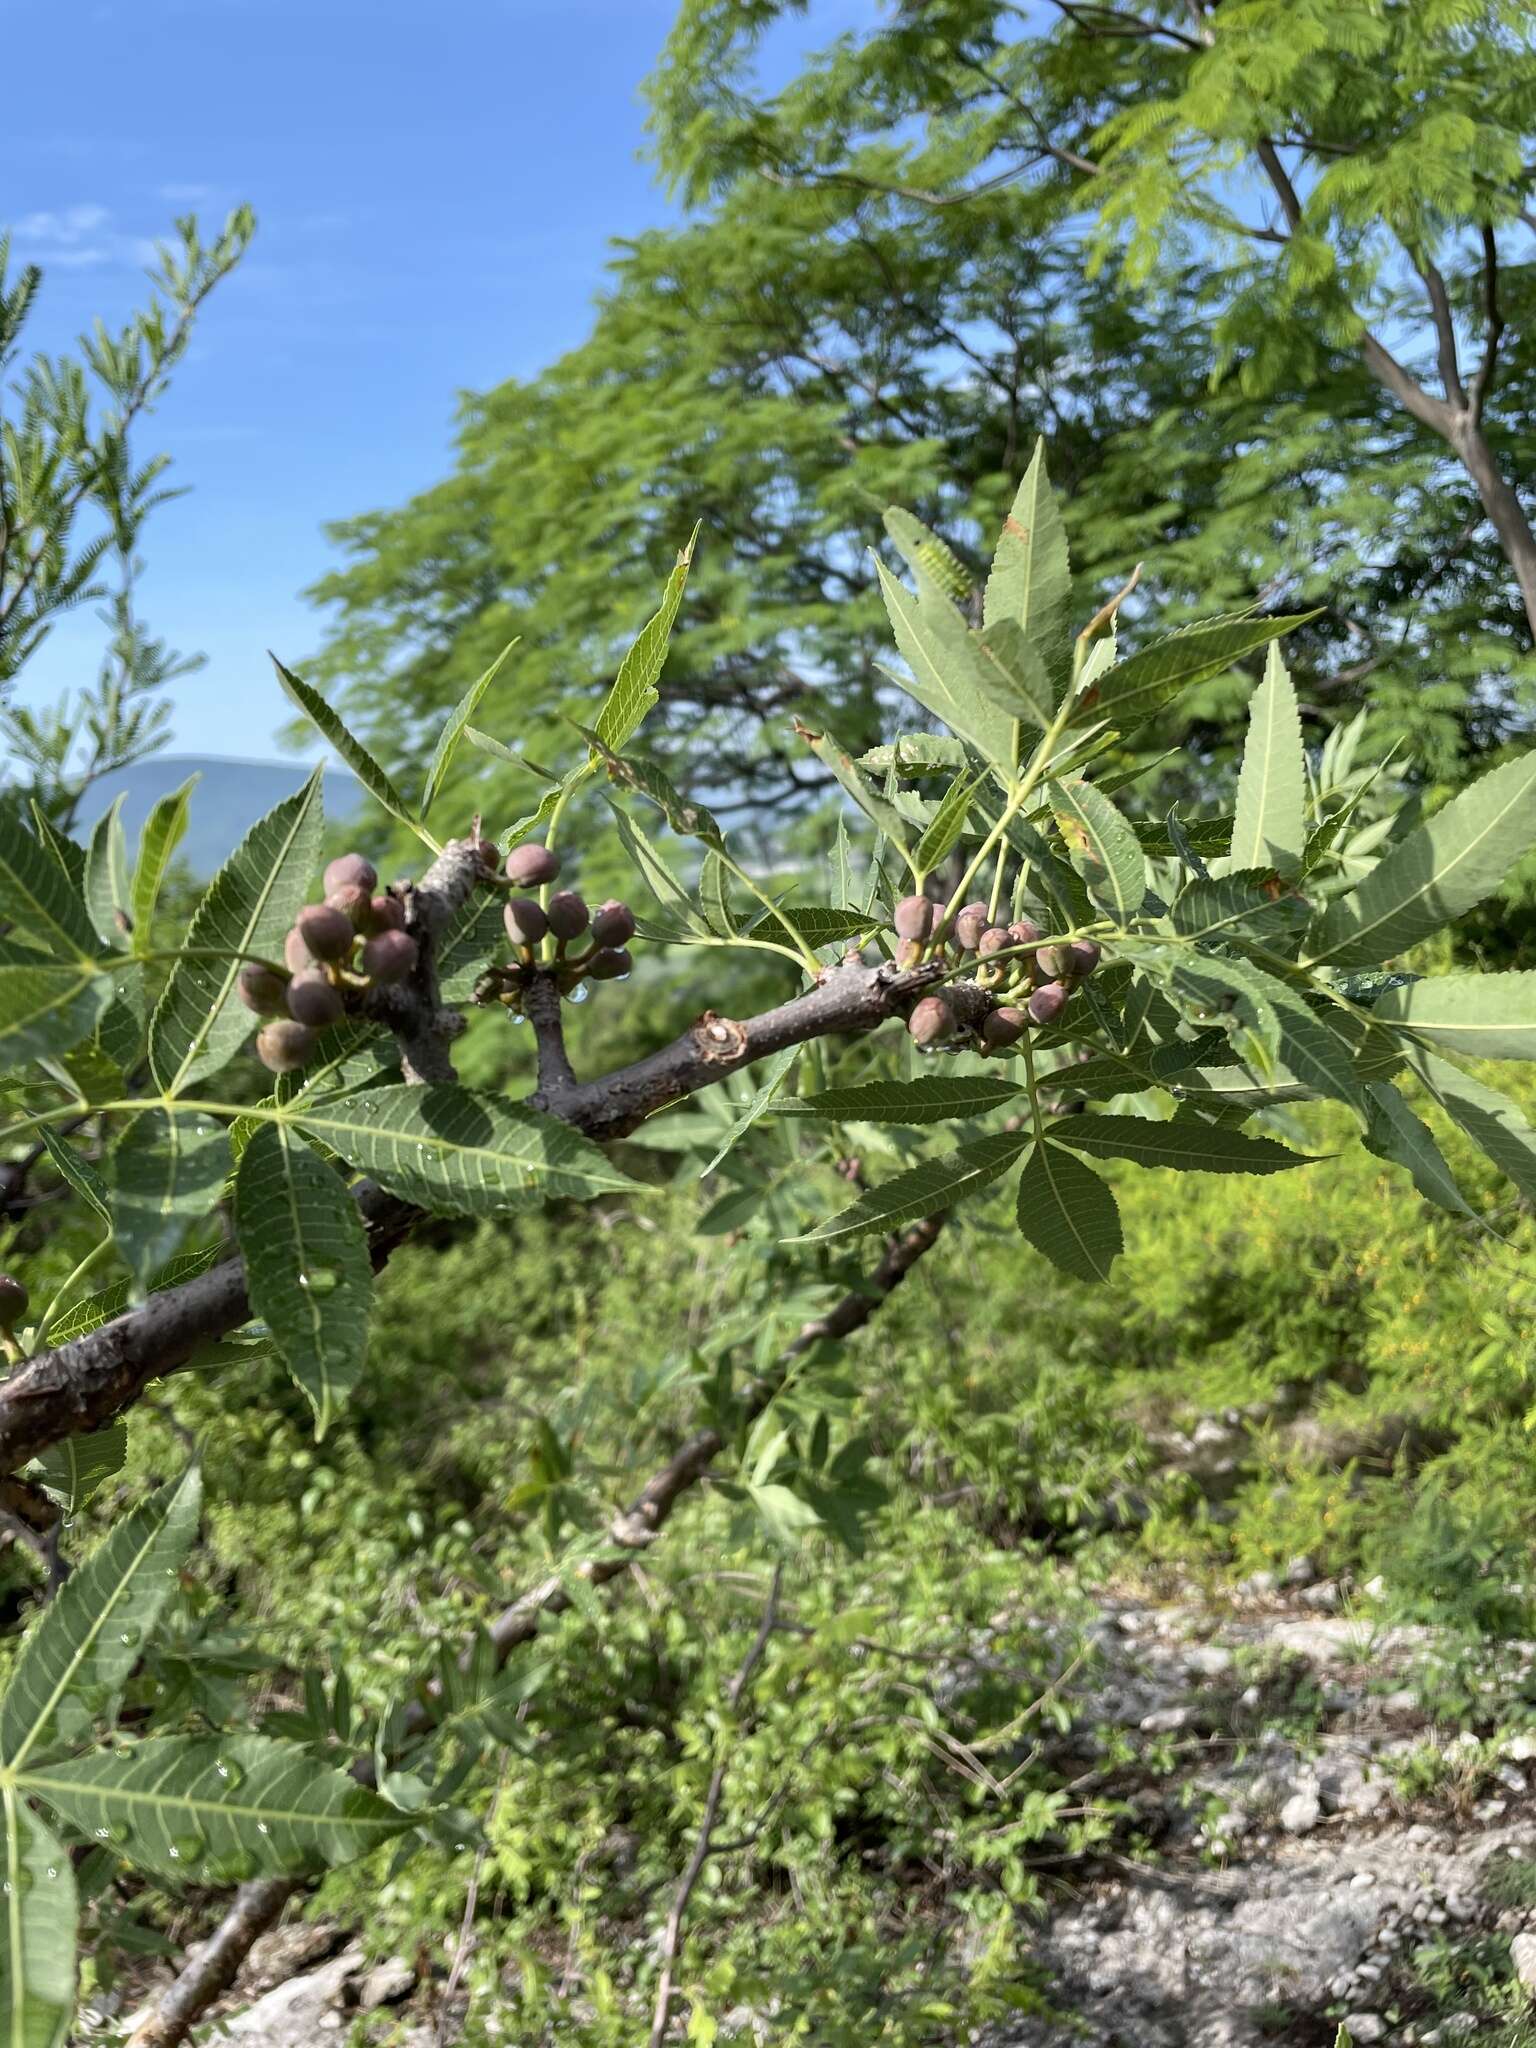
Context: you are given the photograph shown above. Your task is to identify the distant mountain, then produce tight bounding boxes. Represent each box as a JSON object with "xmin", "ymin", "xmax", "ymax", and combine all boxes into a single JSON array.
[{"xmin": 74, "ymin": 756, "xmax": 366, "ymax": 877}]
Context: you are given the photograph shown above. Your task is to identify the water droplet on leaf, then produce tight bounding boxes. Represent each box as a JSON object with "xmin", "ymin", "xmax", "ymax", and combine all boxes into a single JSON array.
[{"xmin": 169, "ymin": 1831, "xmax": 205, "ymax": 1863}]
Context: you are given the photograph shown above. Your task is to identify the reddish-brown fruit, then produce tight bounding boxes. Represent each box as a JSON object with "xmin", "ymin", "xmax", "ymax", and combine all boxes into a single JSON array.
[
  {"xmin": 1027, "ymin": 981, "xmax": 1069, "ymax": 1026},
  {"xmin": 982, "ymin": 1006, "xmax": 1028, "ymax": 1048},
  {"xmin": 504, "ymin": 843, "xmax": 560, "ymax": 887},
  {"xmin": 0, "ymin": 1275, "xmax": 29, "ymax": 1330},
  {"xmin": 591, "ymin": 899, "xmax": 636, "ymax": 948},
  {"xmin": 907, "ymin": 995, "xmax": 955, "ymax": 1048},
  {"xmin": 1069, "ymin": 940, "xmax": 1103, "ymax": 981},
  {"xmin": 1031, "ymin": 944, "xmax": 1069, "ymax": 986},
  {"xmin": 284, "ymin": 927, "xmax": 315, "ymax": 974},
  {"xmin": 361, "ymin": 930, "xmax": 419, "ymax": 984},
  {"xmin": 469, "ymin": 837, "xmax": 501, "ymax": 870},
  {"xmin": 366, "ymin": 893, "xmax": 406, "ymax": 934},
  {"xmin": 547, "ymin": 890, "xmax": 590, "ymax": 941},
  {"xmin": 237, "ymin": 962, "xmax": 290, "ymax": 1016},
  {"xmin": 323, "ymin": 853, "xmax": 377, "ymax": 897},
  {"xmin": 893, "ymin": 894, "xmax": 935, "ymax": 943},
  {"xmin": 977, "ymin": 926, "xmax": 1011, "ymax": 958},
  {"xmin": 953, "ymin": 902, "xmax": 990, "ymax": 951},
  {"xmin": 286, "ymin": 969, "xmax": 346, "ymax": 1028},
  {"xmin": 503, "ymin": 897, "xmax": 548, "ymax": 947},
  {"xmin": 326, "ymin": 882, "xmax": 373, "ymax": 929},
  {"xmin": 296, "ymin": 903, "xmax": 356, "ymax": 963},
  {"xmin": 1007, "ymin": 918, "xmax": 1043, "ymax": 949},
  {"xmin": 588, "ymin": 946, "xmax": 632, "ymax": 980},
  {"xmin": 256, "ymin": 1020, "xmax": 315, "ymax": 1073}
]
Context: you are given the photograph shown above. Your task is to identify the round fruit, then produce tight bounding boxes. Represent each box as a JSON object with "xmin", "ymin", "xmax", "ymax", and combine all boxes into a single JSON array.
[
  {"xmin": 326, "ymin": 882, "xmax": 373, "ymax": 928},
  {"xmin": 296, "ymin": 903, "xmax": 356, "ymax": 964},
  {"xmin": 0, "ymin": 1275, "xmax": 29, "ymax": 1330},
  {"xmin": 1007, "ymin": 918, "xmax": 1043, "ymax": 949},
  {"xmin": 907, "ymin": 995, "xmax": 955, "ymax": 1048},
  {"xmin": 286, "ymin": 969, "xmax": 346, "ymax": 1028},
  {"xmin": 360, "ymin": 931, "xmax": 419, "ymax": 984},
  {"xmin": 284, "ymin": 927, "xmax": 315, "ymax": 974},
  {"xmin": 367, "ymin": 893, "xmax": 406, "ymax": 934},
  {"xmin": 982, "ymin": 1006, "xmax": 1028, "ymax": 1048},
  {"xmin": 256, "ymin": 1020, "xmax": 315, "ymax": 1073},
  {"xmin": 591, "ymin": 899, "xmax": 636, "ymax": 948},
  {"xmin": 504, "ymin": 843, "xmax": 560, "ymax": 887},
  {"xmin": 237, "ymin": 962, "xmax": 290, "ymax": 1016},
  {"xmin": 468, "ymin": 838, "xmax": 501, "ymax": 870},
  {"xmin": 893, "ymin": 894, "xmax": 935, "ymax": 943},
  {"xmin": 1027, "ymin": 981, "xmax": 1068, "ymax": 1026},
  {"xmin": 323, "ymin": 853, "xmax": 377, "ymax": 897},
  {"xmin": 588, "ymin": 946, "xmax": 632, "ymax": 980},
  {"xmin": 1069, "ymin": 940, "xmax": 1103, "ymax": 980},
  {"xmin": 547, "ymin": 890, "xmax": 590, "ymax": 941},
  {"xmin": 977, "ymin": 926, "xmax": 1011, "ymax": 958},
  {"xmin": 1031, "ymin": 944, "xmax": 1069, "ymax": 986},
  {"xmin": 953, "ymin": 902, "xmax": 990, "ymax": 950},
  {"xmin": 503, "ymin": 897, "xmax": 548, "ymax": 947}
]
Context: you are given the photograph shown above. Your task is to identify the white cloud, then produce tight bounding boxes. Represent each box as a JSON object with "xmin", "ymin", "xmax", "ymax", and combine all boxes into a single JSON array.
[
  {"xmin": 158, "ymin": 182, "xmax": 217, "ymax": 204},
  {"xmin": 13, "ymin": 204, "xmax": 115, "ymax": 266}
]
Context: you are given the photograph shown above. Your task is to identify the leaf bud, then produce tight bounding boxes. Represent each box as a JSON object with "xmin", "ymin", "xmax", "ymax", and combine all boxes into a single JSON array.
[
  {"xmin": 0, "ymin": 1275, "xmax": 29, "ymax": 1331},
  {"xmin": 286, "ymin": 968, "xmax": 347, "ymax": 1027},
  {"xmin": 326, "ymin": 882, "xmax": 373, "ymax": 928},
  {"xmin": 588, "ymin": 946, "xmax": 632, "ymax": 980},
  {"xmin": 237, "ymin": 962, "xmax": 291, "ymax": 1016},
  {"xmin": 893, "ymin": 894, "xmax": 935, "ymax": 943},
  {"xmin": 256, "ymin": 1020, "xmax": 315, "ymax": 1073},
  {"xmin": 323, "ymin": 853, "xmax": 377, "ymax": 897},
  {"xmin": 982, "ymin": 1005, "xmax": 1028, "ymax": 1049},
  {"xmin": 1027, "ymin": 980, "xmax": 1069, "ymax": 1027},
  {"xmin": 907, "ymin": 995, "xmax": 954, "ymax": 1048},
  {"xmin": 360, "ymin": 931, "xmax": 419, "ymax": 984},
  {"xmin": 296, "ymin": 903, "xmax": 356, "ymax": 964},
  {"xmin": 1069, "ymin": 940, "xmax": 1102, "ymax": 981},
  {"xmin": 366, "ymin": 893, "xmax": 406, "ymax": 934},
  {"xmin": 977, "ymin": 926, "xmax": 1011, "ymax": 958},
  {"xmin": 503, "ymin": 897, "xmax": 548, "ymax": 947},
  {"xmin": 953, "ymin": 902, "xmax": 990, "ymax": 951},
  {"xmin": 504, "ymin": 842, "xmax": 560, "ymax": 887},
  {"xmin": 547, "ymin": 890, "xmax": 590, "ymax": 941},
  {"xmin": 591, "ymin": 898, "xmax": 636, "ymax": 948}
]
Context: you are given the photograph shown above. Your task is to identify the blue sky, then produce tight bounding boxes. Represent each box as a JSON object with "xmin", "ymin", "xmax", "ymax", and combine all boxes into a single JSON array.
[{"xmin": 5, "ymin": 0, "xmax": 858, "ymax": 765}]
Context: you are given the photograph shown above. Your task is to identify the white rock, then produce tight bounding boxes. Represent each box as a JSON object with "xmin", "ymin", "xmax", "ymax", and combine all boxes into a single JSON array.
[
  {"xmin": 1279, "ymin": 1788, "xmax": 1322, "ymax": 1834},
  {"xmin": 1349, "ymin": 1870, "xmax": 1377, "ymax": 1889},
  {"xmin": 1512, "ymin": 1929, "xmax": 1536, "ymax": 1991},
  {"xmin": 1184, "ymin": 1645, "xmax": 1234, "ymax": 1677},
  {"xmin": 1344, "ymin": 2016, "xmax": 1387, "ymax": 2044},
  {"xmin": 1139, "ymin": 1705, "xmax": 1194, "ymax": 1734},
  {"xmin": 358, "ymin": 1956, "xmax": 416, "ymax": 2009},
  {"xmin": 1361, "ymin": 1575, "xmax": 1386, "ymax": 1599},
  {"xmin": 1505, "ymin": 1732, "xmax": 1536, "ymax": 1761}
]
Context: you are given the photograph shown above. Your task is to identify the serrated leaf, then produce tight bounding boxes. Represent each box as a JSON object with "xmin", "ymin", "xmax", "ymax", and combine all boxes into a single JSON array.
[
  {"xmin": 234, "ymin": 1124, "xmax": 372, "ymax": 1436},
  {"xmin": 1362, "ymin": 1081, "xmax": 1472, "ymax": 1216},
  {"xmin": 914, "ymin": 768, "xmax": 980, "ymax": 874},
  {"xmin": 1048, "ymin": 777, "xmax": 1145, "ymax": 918},
  {"xmin": 884, "ymin": 507, "xmax": 973, "ymax": 605},
  {"xmin": 0, "ymin": 807, "xmax": 96, "ymax": 957},
  {"xmin": 1015, "ymin": 1140, "xmax": 1122, "ymax": 1283},
  {"xmin": 698, "ymin": 1048, "xmax": 799, "ymax": 1179},
  {"xmin": 23, "ymin": 1732, "xmax": 411, "ymax": 1885},
  {"xmin": 983, "ymin": 441, "xmax": 1072, "ymax": 686},
  {"xmin": 1230, "ymin": 642, "xmax": 1305, "ymax": 878},
  {"xmin": 745, "ymin": 1482, "xmax": 824, "ymax": 1550},
  {"xmin": 972, "ymin": 616, "xmax": 1057, "ymax": 728},
  {"xmin": 788, "ymin": 1129, "xmax": 1030, "ymax": 1243},
  {"xmin": 130, "ymin": 774, "xmax": 197, "ymax": 951},
  {"xmin": 874, "ymin": 557, "xmax": 1015, "ymax": 769},
  {"xmin": 583, "ymin": 740, "xmax": 722, "ymax": 848},
  {"xmin": 34, "ymin": 1424, "xmax": 128, "ymax": 1515},
  {"xmin": 0, "ymin": 1468, "xmax": 201, "ymax": 1770},
  {"xmin": 1075, "ymin": 614, "xmax": 1313, "ymax": 735},
  {"xmin": 749, "ymin": 905, "xmax": 884, "ymax": 950},
  {"xmin": 83, "ymin": 796, "xmax": 131, "ymax": 951},
  {"xmin": 798, "ymin": 723, "xmax": 915, "ymax": 856},
  {"xmin": 1411, "ymin": 1051, "xmax": 1536, "ymax": 1204},
  {"xmin": 38, "ymin": 1129, "xmax": 109, "ymax": 1223},
  {"xmin": 41, "ymin": 1246, "xmax": 224, "ymax": 1347},
  {"xmin": 1131, "ymin": 815, "xmax": 1233, "ymax": 857},
  {"xmin": 592, "ymin": 524, "xmax": 699, "ymax": 753},
  {"xmin": 773, "ymin": 1076, "xmax": 1024, "ymax": 1124},
  {"xmin": 1049, "ymin": 1113, "xmax": 1312, "ymax": 1174},
  {"xmin": 289, "ymin": 1085, "xmax": 637, "ymax": 1212},
  {"xmin": 271, "ymin": 659, "xmax": 419, "ymax": 835},
  {"xmin": 0, "ymin": 1796, "xmax": 75, "ymax": 2048},
  {"xmin": 108, "ymin": 1112, "xmax": 231, "ymax": 1290},
  {"xmin": 698, "ymin": 850, "xmax": 735, "ymax": 938},
  {"xmin": 0, "ymin": 961, "xmax": 113, "ymax": 1065},
  {"xmin": 1369, "ymin": 971, "xmax": 1536, "ymax": 1061},
  {"xmin": 606, "ymin": 798, "xmax": 708, "ymax": 930},
  {"xmin": 1170, "ymin": 870, "xmax": 1312, "ymax": 943},
  {"xmin": 422, "ymin": 638, "xmax": 518, "ymax": 817},
  {"xmin": 1305, "ymin": 750, "xmax": 1536, "ymax": 969},
  {"xmin": 149, "ymin": 770, "xmax": 325, "ymax": 1095}
]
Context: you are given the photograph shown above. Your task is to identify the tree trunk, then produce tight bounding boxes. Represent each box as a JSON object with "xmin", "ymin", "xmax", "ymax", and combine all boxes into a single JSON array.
[{"xmin": 1450, "ymin": 418, "xmax": 1536, "ymax": 642}]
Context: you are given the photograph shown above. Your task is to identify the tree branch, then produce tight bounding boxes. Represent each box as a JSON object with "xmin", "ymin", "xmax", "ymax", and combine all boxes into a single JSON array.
[
  {"xmin": 1468, "ymin": 224, "xmax": 1504, "ymax": 426},
  {"xmin": 1410, "ymin": 253, "xmax": 1466, "ymax": 410},
  {"xmin": 124, "ymin": 1877, "xmax": 298, "ymax": 2048},
  {"xmin": 521, "ymin": 970, "xmax": 578, "ymax": 1095}
]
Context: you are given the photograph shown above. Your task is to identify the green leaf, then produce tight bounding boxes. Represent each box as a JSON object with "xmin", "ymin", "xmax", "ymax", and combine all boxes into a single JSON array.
[
  {"xmin": 699, "ymin": 1047, "xmax": 799, "ymax": 1178},
  {"xmin": 41, "ymin": 1247, "xmax": 223, "ymax": 1346},
  {"xmin": 1015, "ymin": 1140, "xmax": 1122, "ymax": 1283},
  {"xmin": 33, "ymin": 1424, "xmax": 128, "ymax": 1515},
  {"xmin": 0, "ymin": 807, "xmax": 96, "ymax": 958},
  {"xmin": 606, "ymin": 798, "xmax": 709, "ymax": 931},
  {"xmin": 38, "ymin": 1130, "xmax": 109, "ymax": 1223},
  {"xmin": 914, "ymin": 768, "xmax": 980, "ymax": 874},
  {"xmin": 0, "ymin": 1467, "xmax": 201, "ymax": 1770},
  {"xmin": 1229, "ymin": 642, "xmax": 1305, "ymax": 878},
  {"xmin": 592, "ymin": 524, "xmax": 699, "ymax": 753},
  {"xmin": 773, "ymin": 1076, "xmax": 1024, "ymax": 1124},
  {"xmin": 788, "ymin": 1129, "xmax": 1030, "ymax": 1243},
  {"xmin": 745, "ymin": 1482, "xmax": 824, "ymax": 1550},
  {"xmin": 0, "ymin": 1795, "xmax": 76, "ymax": 2048},
  {"xmin": 272, "ymin": 658, "xmax": 420, "ymax": 836},
  {"xmin": 1305, "ymin": 749, "xmax": 1536, "ymax": 969},
  {"xmin": 972, "ymin": 617, "xmax": 1056, "ymax": 728},
  {"xmin": 22, "ymin": 1732, "xmax": 412, "ymax": 1885},
  {"xmin": 130, "ymin": 774, "xmax": 197, "ymax": 951},
  {"xmin": 1076, "ymin": 614, "xmax": 1314, "ymax": 735},
  {"xmin": 1169, "ymin": 871, "xmax": 1311, "ymax": 943},
  {"xmin": 698, "ymin": 849, "xmax": 735, "ymax": 937},
  {"xmin": 1048, "ymin": 778, "xmax": 1146, "ymax": 918},
  {"xmin": 749, "ymin": 905, "xmax": 884, "ymax": 951},
  {"xmin": 234, "ymin": 1124, "xmax": 372, "ymax": 1436},
  {"xmin": 1369, "ymin": 971, "xmax": 1536, "ymax": 1061},
  {"xmin": 797, "ymin": 723, "xmax": 915, "ymax": 856},
  {"xmin": 983, "ymin": 440, "xmax": 1072, "ymax": 684},
  {"xmin": 0, "ymin": 962, "xmax": 113, "ymax": 1066},
  {"xmin": 1362, "ymin": 1080, "xmax": 1472, "ymax": 1216},
  {"xmin": 422, "ymin": 638, "xmax": 518, "ymax": 817},
  {"xmin": 584, "ymin": 741, "xmax": 723, "ymax": 848},
  {"xmin": 1412, "ymin": 1051, "xmax": 1536, "ymax": 1204},
  {"xmin": 149, "ymin": 769, "xmax": 325, "ymax": 1095},
  {"xmin": 874, "ymin": 557, "xmax": 1016, "ymax": 769},
  {"xmin": 289, "ymin": 1085, "xmax": 637, "ymax": 1213},
  {"xmin": 83, "ymin": 796, "xmax": 131, "ymax": 951},
  {"xmin": 108, "ymin": 1112, "xmax": 231, "ymax": 1291},
  {"xmin": 1049, "ymin": 1113, "xmax": 1313, "ymax": 1174}
]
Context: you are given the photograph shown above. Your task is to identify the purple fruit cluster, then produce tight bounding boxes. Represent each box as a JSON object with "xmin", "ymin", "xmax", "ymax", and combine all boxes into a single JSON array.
[
  {"xmin": 242, "ymin": 853, "xmax": 422, "ymax": 1074},
  {"xmin": 894, "ymin": 892, "xmax": 1103, "ymax": 1057},
  {"xmin": 499, "ymin": 842, "xmax": 636, "ymax": 998}
]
